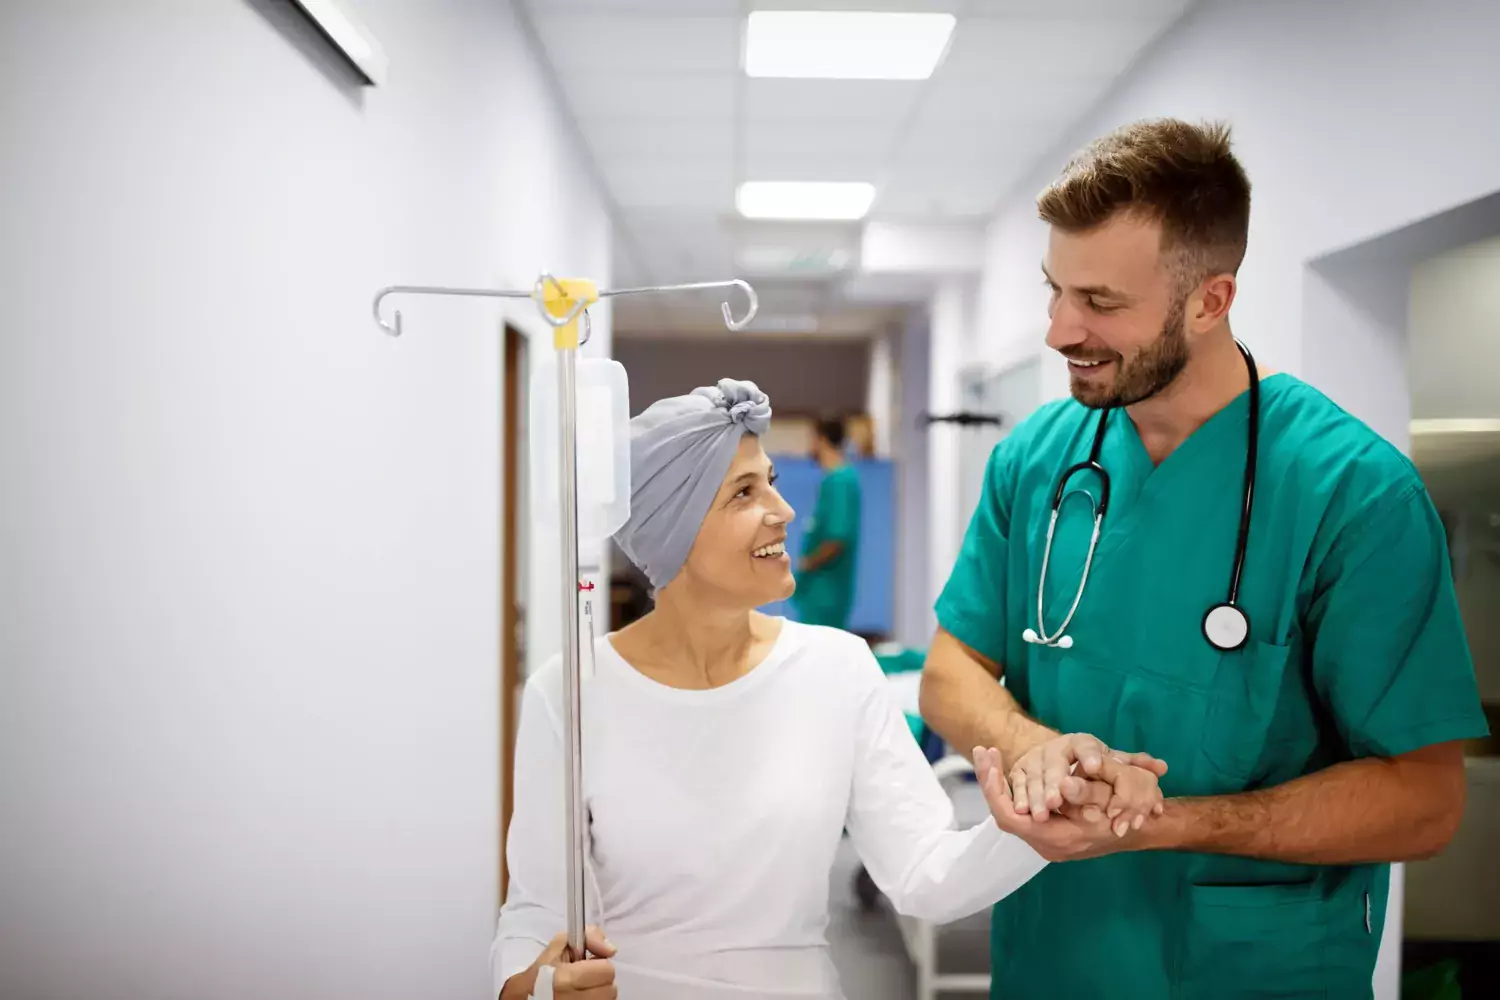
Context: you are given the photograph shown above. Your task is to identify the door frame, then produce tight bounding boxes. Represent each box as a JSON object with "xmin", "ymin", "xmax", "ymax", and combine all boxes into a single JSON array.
[{"xmin": 500, "ymin": 322, "xmax": 526, "ymax": 902}]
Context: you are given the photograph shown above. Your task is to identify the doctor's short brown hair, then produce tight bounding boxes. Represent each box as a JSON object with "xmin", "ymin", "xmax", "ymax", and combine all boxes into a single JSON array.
[{"xmin": 1037, "ymin": 118, "xmax": 1252, "ymax": 287}]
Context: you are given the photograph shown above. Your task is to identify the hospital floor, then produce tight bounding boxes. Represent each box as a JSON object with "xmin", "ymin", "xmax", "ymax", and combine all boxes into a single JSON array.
[{"xmin": 826, "ymin": 839, "xmax": 992, "ymax": 999}]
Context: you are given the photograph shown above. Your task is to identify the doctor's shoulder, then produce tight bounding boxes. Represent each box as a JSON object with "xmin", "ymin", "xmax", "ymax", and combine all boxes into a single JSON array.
[
  {"xmin": 983, "ymin": 397, "xmax": 1098, "ymax": 494},
  {"xmin": 1263, "ymin": 377, "xmax": 1432, "ymax": 540}
]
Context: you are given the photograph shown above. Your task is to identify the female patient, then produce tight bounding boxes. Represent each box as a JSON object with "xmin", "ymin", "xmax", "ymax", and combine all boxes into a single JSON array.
[{"xmin": 493, "ymin": 380, "xmax": 1050, "ymax": 999}]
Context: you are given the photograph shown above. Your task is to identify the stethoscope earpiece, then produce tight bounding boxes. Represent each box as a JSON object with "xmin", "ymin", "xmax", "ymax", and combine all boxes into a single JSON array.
[{"xmin": 1021, "ymin": 626, "xmax": 1074, "ymax": 649}]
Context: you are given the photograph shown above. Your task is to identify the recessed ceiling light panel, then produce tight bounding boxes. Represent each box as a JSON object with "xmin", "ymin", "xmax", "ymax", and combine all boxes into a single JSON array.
[
  {"xmin": 736, "ymin": 181, "xmax": 877, "ymax": 221},
  {"xmin": 744, "ymin": 11, "xmax": 956, "ymax": 80}
]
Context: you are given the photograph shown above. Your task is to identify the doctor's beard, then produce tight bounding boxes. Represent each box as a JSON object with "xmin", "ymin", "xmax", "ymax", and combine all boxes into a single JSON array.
[{"xmin": 1071, "ymin": 295, "xmax": 1189, "ymax": 409}]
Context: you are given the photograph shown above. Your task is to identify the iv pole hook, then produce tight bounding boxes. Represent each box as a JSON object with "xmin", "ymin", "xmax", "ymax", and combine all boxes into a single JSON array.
[{"xmin": 721, "ymin": 279, "xmax": 758, "ymax": 331}]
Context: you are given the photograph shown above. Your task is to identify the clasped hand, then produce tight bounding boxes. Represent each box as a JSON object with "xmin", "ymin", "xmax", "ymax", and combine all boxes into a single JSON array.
[
  {"xmin": 519, "ymin": 928, "xmax": 617, "ymax": 999},
  {"xmin": 974, "ymin": 733, "xmax": 1169, "ymax": 862}
]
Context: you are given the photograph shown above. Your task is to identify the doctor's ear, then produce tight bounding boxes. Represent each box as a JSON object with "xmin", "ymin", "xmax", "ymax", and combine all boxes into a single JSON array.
[{"xmin": 1187, "ymin": 273, "xmax": 1237, "ymax": 332}]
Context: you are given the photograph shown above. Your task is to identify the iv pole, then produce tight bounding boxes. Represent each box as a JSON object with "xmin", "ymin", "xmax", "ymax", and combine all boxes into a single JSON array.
[{"xmin": 372, "ymin": 272, "xmax": 758, "ymax": 959}]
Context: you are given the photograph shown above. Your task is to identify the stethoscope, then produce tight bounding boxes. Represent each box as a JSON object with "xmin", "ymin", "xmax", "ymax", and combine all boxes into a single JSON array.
[{"xmin": 1022, "ymin": 340, "xmax": 1260, "ymax": 653}]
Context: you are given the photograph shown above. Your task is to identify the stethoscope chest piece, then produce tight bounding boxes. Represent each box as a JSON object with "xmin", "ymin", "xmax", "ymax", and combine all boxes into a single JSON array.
[{"xmin": 1202, "ymin": 602, "xmax": 1250, "ymax": 652}]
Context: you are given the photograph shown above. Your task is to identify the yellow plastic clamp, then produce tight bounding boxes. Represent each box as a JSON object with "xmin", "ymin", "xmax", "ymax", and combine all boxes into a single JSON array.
[{"xmin": 541, "ymin": 278, "xmax": 599, "ymax": 351}]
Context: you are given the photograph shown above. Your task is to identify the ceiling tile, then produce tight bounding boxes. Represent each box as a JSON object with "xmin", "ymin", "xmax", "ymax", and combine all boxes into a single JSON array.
[
  {"xmin": 748, "ymin": 0, "xmax": 962, "ymax": 12},
  {"xmin": 557, "ymin": 73, "xmax": 736, "ymax": 120},
  {"xmin": 966, "ymin": 0, "xmax": 1191, "ymax": 16},
  {"xmin": 739, "ymin": 153, "xmax": 887, "ymax": 183},
  {"xmin": 530, "ymin": 15, "xmax": 740, "ymax": 74},
  {"xmin": 605, "ymin": 162, "xmax": 735, "ymax": 210},
  {"xmin": 942, "ymin": 16, "xmax": 1170, "ymax": 79},
  {"xmin": 918, "ymin": 73, "xmax": 1113, "ymax": 123},
  {"xmin": 743, "ymin": 79, "xmax": 923, "ymax": 123},
  {"xmin": 876, "ymin": 169, "xmax": 1014, "ymax": 219},
  {"xmin": 580, "ymin": 117, "xmax": 736, "ymax": 160},
  {"xmin": 893, "ymin": 116, "xmax": 1060, "ymax": 167},
  {"xmin": 531, "ymin": 0, "xmax": 742, "ymax": 12},
  {"xmin": 743, "ymin": 119, "xmax": 903, "ymax": 161}
]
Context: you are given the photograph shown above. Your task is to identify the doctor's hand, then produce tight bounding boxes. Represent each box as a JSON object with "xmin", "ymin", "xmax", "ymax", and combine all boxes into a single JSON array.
[
  {"xmin": 1004, "ymin": 732, "xmax": 1167, "ymax": 837},
  {"xmin": 975, "ymin": 747, "xmax": 1139, "ymax": 862}
]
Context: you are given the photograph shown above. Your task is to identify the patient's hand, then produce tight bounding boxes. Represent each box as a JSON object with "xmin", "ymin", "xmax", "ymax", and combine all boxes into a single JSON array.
[
  {"xmin": 975, "ymin": 747, "xmax": 1139, "ymax": 862},
  {"xmin": 1004, "ymin": 732, "xmax": 1167, "ymax": 836},
  {"xmin": 502, "ymin": 927, "xmax": 617, "ymax": 999}
]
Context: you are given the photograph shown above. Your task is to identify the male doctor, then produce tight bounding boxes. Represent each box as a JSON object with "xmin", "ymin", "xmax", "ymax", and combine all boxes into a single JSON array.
[{"xmin": 920, "ymin": 118, "xmax": 1487, "ymax": 998}]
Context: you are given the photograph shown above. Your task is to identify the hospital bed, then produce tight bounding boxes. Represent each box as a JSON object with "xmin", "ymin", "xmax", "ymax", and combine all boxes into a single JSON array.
[{"xmin": 869, "ymin": 647, "xmax": 993, "ymax": 1000}]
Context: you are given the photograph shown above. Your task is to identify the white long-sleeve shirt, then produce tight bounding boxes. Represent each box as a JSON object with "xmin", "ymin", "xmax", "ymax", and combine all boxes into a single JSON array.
[{"xmin": 491, "ymin": 620, "xmax": 1047, "ymax": 998}]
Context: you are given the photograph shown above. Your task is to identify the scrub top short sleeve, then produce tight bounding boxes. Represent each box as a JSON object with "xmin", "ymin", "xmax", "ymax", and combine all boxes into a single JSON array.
[
  {"xmin": 1308, "ymin": 481, "xmax": 1488, "ymax": 758},
  {"xmin": 935, "ymin": 441, "xmax": 1015, "ymax": 666}
]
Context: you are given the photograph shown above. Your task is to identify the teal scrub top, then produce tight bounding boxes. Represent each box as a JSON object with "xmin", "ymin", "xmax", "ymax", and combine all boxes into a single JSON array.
[
  {"xmin": 794, "ymin": 463, "xmax": 861, "ymax": 628},
  {"xmin": 935, "ymin": 374, "xmax": 1488, "ymax": 1000}
]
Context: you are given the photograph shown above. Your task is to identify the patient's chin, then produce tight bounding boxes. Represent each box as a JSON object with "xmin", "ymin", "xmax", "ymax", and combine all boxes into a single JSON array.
[{"xmin": 740, "ymin": 576, "xmax": 795, "ymax": 610}]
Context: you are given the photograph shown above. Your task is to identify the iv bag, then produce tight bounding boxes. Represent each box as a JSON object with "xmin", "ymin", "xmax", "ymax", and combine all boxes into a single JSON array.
[{"xmin": 529, "ymin": 355, "xmax": 632, "ymax": 548}]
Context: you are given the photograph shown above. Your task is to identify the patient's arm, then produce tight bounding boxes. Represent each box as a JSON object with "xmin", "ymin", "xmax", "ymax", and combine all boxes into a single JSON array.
[{"xmin": 843, "ymin": 642, "xmax": 1050, "ymax": 924}]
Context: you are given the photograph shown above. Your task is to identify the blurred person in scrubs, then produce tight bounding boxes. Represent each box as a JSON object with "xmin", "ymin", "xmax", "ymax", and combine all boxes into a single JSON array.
[
  {"xmin": 920, "ymin": 118, "xmax": 1488, "ymax": 999},
  {"xmin": 793, "ymin": 419, "xmax": 862, "ymax": 630}
]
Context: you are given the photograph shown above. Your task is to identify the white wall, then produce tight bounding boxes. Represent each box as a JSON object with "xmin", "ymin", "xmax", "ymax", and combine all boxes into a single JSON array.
[
  {"xmin": 0, "ymin": 2, "xmax": 611, "ymax": 998},
  {"xmin": 952, "ymin": 1, "xmax": 1500, "ymax": 994},
  {"xmin": 927, "ymin": 279, "xmax": 978, "ymax": 628},
  {"xmin": 894, "ymin": 308, "xmax": 932, "ymax": 648},
  {"xmin": 866, "ymin": 329, "xmax": 895, "ymax": 459},
  {"xmin": 1408, "ymin": 235, "xmax": 1500, "ymax": 421}
]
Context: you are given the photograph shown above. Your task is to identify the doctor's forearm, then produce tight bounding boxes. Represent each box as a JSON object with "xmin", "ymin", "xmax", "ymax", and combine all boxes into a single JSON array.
[
  {"xmin": 920, "ymin": 633, "xmax": 1056, "ymax": 764},
  {"xmin": 1138, "ymin": 747, "xmax": 1466, "ymax": 864}
]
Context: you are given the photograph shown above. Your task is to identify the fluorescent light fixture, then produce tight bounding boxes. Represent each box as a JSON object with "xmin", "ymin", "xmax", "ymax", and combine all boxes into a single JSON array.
[
  {"xmin": 288, "ymin": 0, "xmax": 388, "ymax": 86},
  {"xmin": 744, "ymin": 11, "xmax": 956, "ymax": 80},
  {"xmin": 737, "ymin": 182, "xmax": 876, "ymax": 221},
  {"xmin": 1410, "ymin": 418, "xmax": 1500, "ymax": 435}
]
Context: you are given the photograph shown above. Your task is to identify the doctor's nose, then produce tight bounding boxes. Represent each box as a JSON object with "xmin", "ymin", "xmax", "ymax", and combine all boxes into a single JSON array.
[{"xmin": 1046, "ymin": 299, "xmax": 1089, "ymax": 353}]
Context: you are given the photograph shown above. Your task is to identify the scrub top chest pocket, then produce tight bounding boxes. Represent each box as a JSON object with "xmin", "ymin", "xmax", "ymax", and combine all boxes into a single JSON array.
[{"xmin": 1199, "ymin": 635, "xmax": 1320, "ymax": 791}]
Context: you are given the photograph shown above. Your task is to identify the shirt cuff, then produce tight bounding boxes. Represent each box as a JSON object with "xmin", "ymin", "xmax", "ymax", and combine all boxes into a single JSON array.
[{"xmin": 494, "ymin": 937, "xmax": 547, "ymax": 997}]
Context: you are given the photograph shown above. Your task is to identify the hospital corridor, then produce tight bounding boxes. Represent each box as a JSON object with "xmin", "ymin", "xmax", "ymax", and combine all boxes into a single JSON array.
[{"xmin": 4, "ymin": 1, "xmax": 1500, "ymax": 998}]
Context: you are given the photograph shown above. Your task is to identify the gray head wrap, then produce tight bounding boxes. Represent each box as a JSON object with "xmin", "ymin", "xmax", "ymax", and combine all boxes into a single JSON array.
[{"xmin": 613, "ymin": 378, "xmax": 773, "ymax": 591}]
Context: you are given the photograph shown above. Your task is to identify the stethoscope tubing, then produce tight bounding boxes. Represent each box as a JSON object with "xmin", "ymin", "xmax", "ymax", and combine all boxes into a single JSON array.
[{"xmin": 1028, "ymin": 340, "xmax": 1259, "ymax": 650}]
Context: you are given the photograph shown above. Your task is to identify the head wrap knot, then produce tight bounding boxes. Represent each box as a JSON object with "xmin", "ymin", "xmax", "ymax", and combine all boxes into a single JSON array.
[{"xmin": 691, "ymin": 379, "xmax": 771, "ymax": 435}]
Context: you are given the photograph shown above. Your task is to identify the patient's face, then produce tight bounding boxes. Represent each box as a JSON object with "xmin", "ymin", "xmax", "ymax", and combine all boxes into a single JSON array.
[{"xmin": 678, "ymin": 435, "xmax": 795, "ymax": 608}]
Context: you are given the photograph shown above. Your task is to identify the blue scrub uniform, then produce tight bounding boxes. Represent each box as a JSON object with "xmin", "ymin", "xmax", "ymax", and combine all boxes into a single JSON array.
[{"xmin": 936, "ymin": 374, "xmax": 1487, "ymax": 999}]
